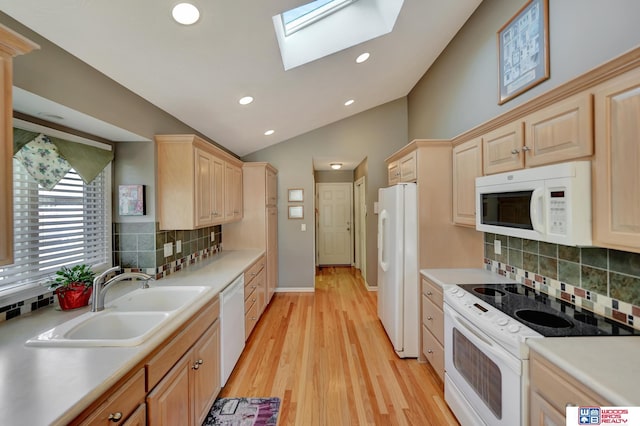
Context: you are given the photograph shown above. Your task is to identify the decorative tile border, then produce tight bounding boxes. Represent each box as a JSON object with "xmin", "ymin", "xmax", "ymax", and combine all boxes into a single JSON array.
[
  {"xmin": 0, "ymin": 293, "xmax": 55, "ymax": 323},
  {"xmin": 485, "ymin": 258, "xmax": 640, "ymax": 330}
]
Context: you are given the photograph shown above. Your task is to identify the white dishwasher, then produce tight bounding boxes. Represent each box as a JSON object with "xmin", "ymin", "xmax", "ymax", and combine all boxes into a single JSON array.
[{"xmin": 220, "ymin": 274, "xmax": 246, "ymax": 386}]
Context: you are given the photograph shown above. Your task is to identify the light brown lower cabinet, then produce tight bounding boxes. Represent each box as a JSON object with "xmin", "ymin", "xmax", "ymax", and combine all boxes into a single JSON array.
[
  {"xmin": 421, "ymin": 277, "xmax": 445, "ymax": 381},
  {"xmin": 147, "ymin": 320, "xmax": 221, "ymax": 426},
  {"xmin": 70, "ymin": 298, "xmax": 221, "ymax": 426},
  {"xmin": 529, "ymin": 348, "xmax": 610, "ymax": 426}
]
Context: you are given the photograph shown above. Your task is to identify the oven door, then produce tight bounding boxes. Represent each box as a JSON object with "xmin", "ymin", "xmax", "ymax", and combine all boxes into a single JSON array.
[{"xmin": 444, "ymin": 304, "xmax": 522, "ymax": 426}]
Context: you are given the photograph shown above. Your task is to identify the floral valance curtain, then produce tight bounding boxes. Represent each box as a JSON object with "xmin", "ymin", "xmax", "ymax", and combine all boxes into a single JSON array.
[{"xmin": 13, "ymin": 128, "xmax": 114, "ymax": 190}]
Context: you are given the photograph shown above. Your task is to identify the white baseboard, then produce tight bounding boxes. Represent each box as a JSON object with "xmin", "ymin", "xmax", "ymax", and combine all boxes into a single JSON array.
[
  {"xmin": 274, "ymin": 287, "xmax": 315, "ymax": 293},
  {"xmin": 366, "ymin": 282, "xmax": 377, "ymax": 292}
]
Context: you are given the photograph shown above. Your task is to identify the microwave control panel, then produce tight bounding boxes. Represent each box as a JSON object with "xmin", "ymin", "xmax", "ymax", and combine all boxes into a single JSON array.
[{"xmin": 549, "ymin": 190, "xmax": 567, "ymax": 235}]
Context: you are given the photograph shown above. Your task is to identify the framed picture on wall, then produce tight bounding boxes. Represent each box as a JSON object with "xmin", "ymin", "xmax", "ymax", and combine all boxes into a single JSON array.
[
  {"xmin": 288, "ymin": 188, "xmax": 304, "ymax": 202},
  {"xmin": 288, "ymin": 205, "xmax": 304, "ymax": 219},
  {"xmin": 118, "ymin": 184, "xmax": 146, "ymax": 216},
  {"xmin": 497, "ymin": 0, "xmax": 549, "ymax": 104}
]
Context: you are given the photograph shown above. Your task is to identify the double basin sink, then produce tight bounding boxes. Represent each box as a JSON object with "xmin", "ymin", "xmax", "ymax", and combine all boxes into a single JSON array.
[{"xmin": 26, "ymin": 286, "xmax": 209, "ymax": 347}]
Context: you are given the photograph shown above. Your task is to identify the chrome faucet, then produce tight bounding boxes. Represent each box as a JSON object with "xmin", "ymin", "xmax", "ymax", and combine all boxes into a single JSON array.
[{"xmin": 91, "ymin": 266, "xmax": 154, "ymax": 312}]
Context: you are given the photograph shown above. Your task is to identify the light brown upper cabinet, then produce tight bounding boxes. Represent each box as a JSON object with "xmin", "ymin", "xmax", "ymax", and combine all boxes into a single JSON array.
[
  {"xmin": 483, "ymin": 93, "xmax": 593, "ymax": 175},
  {"xmin": 453, "ymin": 138, "xmax": 482, "ymax": 227},
  {"xmin": 482, "ymin": 121, "xmax": 525, "ymax": 175},
  {"xmin": 524, "ymin": 92, "xmax": 593, "ymax": 167},
  {"xmin": 0, "ymin": 26, "xmax": 39, "ymax": 266},
  {"xmin": 387, "ymin": 151, "xmax": 417, "ymax": 185},
  {"xmin": 593, "ymin": 68, "xmax": 640, "ymax": 252},
  {"xmin": 224, "ymin": 162, "xmax": 242, "ymax": 221},
  {"xmin": 156, "ymin": 135, "xmax": 243, "ymax": 230}
]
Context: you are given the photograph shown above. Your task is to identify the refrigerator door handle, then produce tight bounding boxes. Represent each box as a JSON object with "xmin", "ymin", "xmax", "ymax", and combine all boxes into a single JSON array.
[{"xmin": 378, "ymin": 209, "xmax": 389, "ymax": 272}]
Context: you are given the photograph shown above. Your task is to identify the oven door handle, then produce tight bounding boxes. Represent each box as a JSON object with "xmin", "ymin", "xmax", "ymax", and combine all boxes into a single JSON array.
[{"xmin": 447, "ymin": 308, "xmax": 522, "ymax": 374}]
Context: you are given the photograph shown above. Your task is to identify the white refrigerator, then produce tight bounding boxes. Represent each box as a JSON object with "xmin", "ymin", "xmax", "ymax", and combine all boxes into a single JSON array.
[{"xmin": 377, "ymin": 183, "xmax": 418, "ymax": 358}]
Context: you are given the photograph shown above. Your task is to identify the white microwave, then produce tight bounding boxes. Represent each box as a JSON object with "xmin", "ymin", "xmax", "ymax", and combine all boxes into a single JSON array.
[{"xmin": 475, "ymin": 161, "xmax": 592, "ymax": 246}]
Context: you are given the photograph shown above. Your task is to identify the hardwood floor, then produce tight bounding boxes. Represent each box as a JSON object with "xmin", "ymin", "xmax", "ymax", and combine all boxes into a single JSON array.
[{"xmin": 220, "ymin": 266, "xmax": 459, "ymax": 425}]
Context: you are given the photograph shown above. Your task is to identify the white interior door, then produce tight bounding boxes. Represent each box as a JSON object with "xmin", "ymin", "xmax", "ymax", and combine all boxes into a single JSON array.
[{"xmin": 317, "ymin": 182, "xmax": 353, "ymax": 265}]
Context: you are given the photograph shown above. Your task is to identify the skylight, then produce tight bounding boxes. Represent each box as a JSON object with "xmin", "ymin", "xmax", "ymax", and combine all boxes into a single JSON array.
[{"xmin": 281, "ymin": 0, "xmax": 357, "ymax": 36}]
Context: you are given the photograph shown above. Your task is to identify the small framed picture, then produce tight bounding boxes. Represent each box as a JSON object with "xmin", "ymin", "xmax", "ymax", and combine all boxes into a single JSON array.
[
  {"xmin": 288, "ymin": 205, "xmax": 304, "ymax": 219},
  {"xmin": 118, "ymin": 184, "xmax": 146, "ymax": 216},
  {"xmin": 288, "ymin": 188, "xmax": 304, "ymax": 202}
]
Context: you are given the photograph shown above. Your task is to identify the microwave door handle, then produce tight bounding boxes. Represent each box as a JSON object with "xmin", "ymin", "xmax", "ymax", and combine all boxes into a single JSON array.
[{"xmin": 530, "ymin": 188, "xmax": 545, "ymax": 233}]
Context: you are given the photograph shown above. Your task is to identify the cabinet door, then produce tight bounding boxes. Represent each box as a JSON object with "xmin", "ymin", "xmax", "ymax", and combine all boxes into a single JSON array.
[
  {"xmin": 192, "ymin": 322, "xmax": 221, "ymax": 425},
  {"xmin": 387, "ymin": 161, "xmax": 400, "ymax": 185},
  {"xmin": 525, "ymin": 92, "xmax": 593, "ymax": 167},
  {"xmin": 482, "ymin": 121, "xmax": 524, "ymax": 174},
  {"xmin": 122, "ymin": 403, "xmax": 146, "ymax": 426},
  {"xmin": 147, "ymin": 355, "xmax": 192, "ymax": 426},
  {"xmin": 593, "ymin": 69, "xmax": 640, "ymax": 252},
  {"xmin": 195, "ymin": 148, "xmax": 214, "ymax": 227},
  {"xmin": 212, "ymin": 156, "xmax": 225, "ymax": 222},
  {"xmin": 266, "ymin": 168, "xmax": 277, "ymax": 206},
  {"xmin": 530, "ymin": 391, "xmax": 564, "ymax": 426},
  {"xmin": 399, "ymin": 151, "xmax": 417, "ymax": 182},
  {"xmin": 225, "ymin": 163, "xmax": 242, "ymax": 222},
  {"xmin": 266, "ymin": 206, "xmax": 278, "ymax": 303},
  {"xmin": 453, "ymin": 138, "xmax": 482, "ymax": 226}
]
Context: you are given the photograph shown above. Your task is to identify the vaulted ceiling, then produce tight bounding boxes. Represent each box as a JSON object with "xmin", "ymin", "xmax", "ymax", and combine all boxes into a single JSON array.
[{"xmin": 1, "ymin": 0, "xmax": 482, "ymax": 156}]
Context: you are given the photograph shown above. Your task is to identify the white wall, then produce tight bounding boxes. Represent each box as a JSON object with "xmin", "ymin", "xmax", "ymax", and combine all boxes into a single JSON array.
[
  {"xmin": 408, "ymin": 0, "xmax": 640, "ymax": 140},
  {"xmin": 243, "ymin": 98, "xmax": 408, "ymax": 289}
]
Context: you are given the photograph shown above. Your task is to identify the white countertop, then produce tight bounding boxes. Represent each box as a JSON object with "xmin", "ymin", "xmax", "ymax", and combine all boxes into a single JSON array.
[
  {"xmin": 420, "ymin": 267, "xmax": 516, "ymax": 288},
  {"xmin": 527, "ymin": 337, "xmax": 640, "ymax": 406},
  {"xmin": 0, "ymin": 249, "xmax": 263, "ymax": 426}
]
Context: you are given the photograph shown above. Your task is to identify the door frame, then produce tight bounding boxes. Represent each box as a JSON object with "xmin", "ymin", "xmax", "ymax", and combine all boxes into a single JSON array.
[
  {"xmin": 354, "ymin": 176, "xmax": 366, "ymax": 280},
  {"xmin": 315, "ymin": 182, "xmax": 354, "ymax": 266}
]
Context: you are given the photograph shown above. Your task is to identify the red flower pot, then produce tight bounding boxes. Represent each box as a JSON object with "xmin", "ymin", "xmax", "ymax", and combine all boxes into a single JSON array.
[{"xmin": 55, "ymin": 283, "xmax": 93, "ymax": 310}]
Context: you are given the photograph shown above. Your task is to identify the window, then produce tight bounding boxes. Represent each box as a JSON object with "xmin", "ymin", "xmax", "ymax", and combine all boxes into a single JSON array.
[
  {"xmin": 281, "ymin": 0, "xmax": 357, "ymax": 36},
  {"xmin": 0, "ymin": 158, "xmax": 112, "ymax": 296}
]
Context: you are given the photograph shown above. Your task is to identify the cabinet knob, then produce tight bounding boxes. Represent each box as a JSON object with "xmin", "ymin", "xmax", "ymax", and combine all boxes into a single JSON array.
[
  {"xmin": 251, "ymin": 317, "xmax": 257, "ymax": 320},
  {"xmin": 522, "ymin": 145, "xmax": 531, "ymax": 152},
  {"xmin": 108, "ymin": 412, "xmax": 123, "ymax": 422},
  {"xmin": 427, "ymin": 349, "xmax": 433, "ymax": 354},
  {"xmin": 197, "ymin": 359, "xmax": 204, "ymax": 365},
  {"xmin": 426, "ymin": 291, "xmax": 433, "ymax": 296},
  {"xmin": 252, "ymin": 298, "xmax": 257, "ymax": 302},
  {"xmin": 427, "ymin": 316, "xmax": 433, "ymax": 321},
  {"xmin": 510, "ymin": 148, "xmax": 520, "ymax": 155},
  {"xmin": 192, "ymin": 362, "xmax": 200, "ymax": 370}
]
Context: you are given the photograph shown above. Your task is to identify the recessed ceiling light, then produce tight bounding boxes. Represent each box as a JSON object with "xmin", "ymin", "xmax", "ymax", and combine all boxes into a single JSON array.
[
  {"xmin": 330, "ymin": 163, "xmax": 342, "ymax": 170},
  {"xmin": 264, "ymin": 130, "xmax": 275, "ymax": 136},
  {"xmin": 344, "ymin": 99, "xmax": 355, "ymax": 106},
  {"xmin": 356, "ymin": 52, "xmax": 370, "ymax": 63},
  {"xmin": 239, "ymin": 96, "xmax": 254, "ymax": 105},
  {"xmin": 172, "ymin": 3, "xmax": 200, "ymax": 25}
]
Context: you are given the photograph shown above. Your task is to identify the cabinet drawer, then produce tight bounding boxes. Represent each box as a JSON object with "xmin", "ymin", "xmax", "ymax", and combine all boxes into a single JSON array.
[
  {"xmin": 77, "ymin": 368, "xmax": 146, "ymax": 425},
  {"xmin": 422, "ymin": 325, "xmax": 444, "ymax": 381},
  {"xmin": 530, "ymin": 351, "xmax": 609, "ymax": 414},
  {"xmin": 244, "ymin": 287, "xmax": 258, "ymax": 313},
  {"xmin": 422, "ymin": 294, "xmax": 444, "ymax": 344},
  {"xmin": 245, "ymin": 299, "xmax": 259, "ymax": 339},
  {"xmin": 146, "ymin": 298, "xmax": 219, "ymax": 391},
  {"xmin": 244, "ymin": 256, "xmax": 265, "ymax": 286},
  {"xmin": 422, "ymin": 277, "xmax": 443, "ymax": 307}
]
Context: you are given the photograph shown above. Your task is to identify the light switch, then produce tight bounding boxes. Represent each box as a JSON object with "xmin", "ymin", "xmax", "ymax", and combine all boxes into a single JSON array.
[
  {"xmin": 301, "ymin": 223, "xmax": 306, "ymax": 232},
  {"xmin": 494, "ymin": 239, "xmax": 502, "ymax": 255},
  {"xmin": 176, "ymin": 240, "xmax": 182, "ymax": 253},
  {"xmin": 164, "ymin": 242, "xmax": 173, "ymax": 257}
]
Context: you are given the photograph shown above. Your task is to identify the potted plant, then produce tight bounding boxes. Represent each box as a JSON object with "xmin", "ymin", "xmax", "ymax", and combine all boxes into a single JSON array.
[{"xmin": 49, "ymin": 264, "xmax": 96, "ymax": 310}]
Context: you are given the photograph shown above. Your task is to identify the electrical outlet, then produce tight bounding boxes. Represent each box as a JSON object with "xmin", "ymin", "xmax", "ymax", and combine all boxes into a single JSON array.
[
  {"xmin": 494, "ymin": 239, "xmax": 502, "ymax": 255},
  {"xmin": 176, "ymin": 240, "xmax": 182, "ymax": 253},
  {"xmin": 301, "ymin": 223, "xmax": 306, "ymax": 231},
  {"xmin": 164, "ymin": 242, "xmax": 173, "ymax": 257}
]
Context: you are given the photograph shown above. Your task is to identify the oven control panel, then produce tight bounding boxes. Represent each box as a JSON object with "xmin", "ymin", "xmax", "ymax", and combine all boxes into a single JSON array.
[{"xmin": 445, "ymin": 286, "xmax": 542, "ymax": 356}]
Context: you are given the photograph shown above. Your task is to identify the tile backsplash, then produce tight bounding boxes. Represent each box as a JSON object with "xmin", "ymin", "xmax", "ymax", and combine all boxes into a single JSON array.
[{"xmin": 484, "ymin": 233, "xmax": 640, "ymax": 330}]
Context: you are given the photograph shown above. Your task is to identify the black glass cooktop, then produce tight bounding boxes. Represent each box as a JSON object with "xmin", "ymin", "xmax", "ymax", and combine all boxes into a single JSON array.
[{"xmin": 458, "ymin": 283, "xmax": 639, "ymax": 337}]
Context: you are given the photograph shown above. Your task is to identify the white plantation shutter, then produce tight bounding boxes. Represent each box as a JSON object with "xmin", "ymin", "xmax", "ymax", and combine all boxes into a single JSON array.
[{"xmin": 0, "ymin": 158, "xmax": 111, "ymax": 292}]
